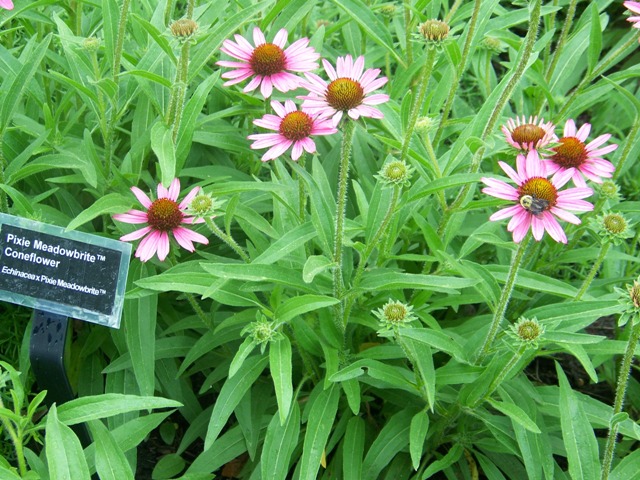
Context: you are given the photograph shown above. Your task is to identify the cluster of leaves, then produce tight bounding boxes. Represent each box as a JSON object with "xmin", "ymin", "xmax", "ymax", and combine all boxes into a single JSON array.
[{"xmin": 1, "ymin": 0, "xmax": 640, "ymax": 479}]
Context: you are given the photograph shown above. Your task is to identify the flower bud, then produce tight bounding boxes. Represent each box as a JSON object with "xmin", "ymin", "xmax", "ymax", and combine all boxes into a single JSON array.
[
  {"xmin": 170, "ymin": 18, "xmax": 198, "ymax": 41},
  {"xmin": 418, "ymin": 19, "xmax": 450, "ymax": 44},
  {"xmin": 591, "ymin": 212, "xmax": 633, "ymax": 245},
  {"xmin": 615, "ymin": 278, "xmax": 640, "ymax": 327},
  {"xmin": 415, "ymin": 116, "xmax": 437, "ymax": 136},
  {"xmin": 597, "ymin": 180, "xmax": 622, "ymax": 201},
  {"xmin": 374, "ymin": 299, "xmax": 417, "ymax": 330},
  {"xmin": 508, "ymin": 317, "xmax": 545, "ymax": 349},
  {"xmin": 480, "ymin": 36, "xmax": 504, "ymax": 55},
  {"xmin": 82, "ymin": 37, "xmax": 100, "ymax": 52},
  {"xmin": 380, "ymin": 5, "xmax": 396, "ymax": 18},
  {"xmin": 376, "ymin": 158, "xmax": 414, "ymax": 187},
  {"xmin": 186, "ymin": 192, "xmax": 223, "ymax": 219}
]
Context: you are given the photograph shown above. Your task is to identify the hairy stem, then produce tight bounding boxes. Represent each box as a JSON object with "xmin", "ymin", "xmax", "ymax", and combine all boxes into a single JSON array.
[
  {"xmin": 477, "ymin": 236, "xmax": 530, "ymax": 364},
  {"xmin": 471, "ymin": 344, "xmax": 527, "ymax": 408},
  {"xmin": 0, "ymin": 397, "xmax": 26, "ymax": 476},
  {"xmin": 574, "ymin": 242, "xmax": 610, "ymax": 301},
  {"xmin": 600, "ymin": 321, "xmax": 640, "ymax": 480},
  {"xmin": 204, "ymin": 217, "xmax": 250, "ymax": 263}
]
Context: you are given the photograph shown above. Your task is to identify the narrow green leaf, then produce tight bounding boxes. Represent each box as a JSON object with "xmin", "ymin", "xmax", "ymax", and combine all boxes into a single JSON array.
[
  {"xmin": 89, "ymin": 420, "xmax": 135, "ymax": 480},
  {"xmin": 299, "ymin": 383, "xmax": 340, "ymax": 480},
  {"xmin": 45, "ymin": 405, "xmax": 91, "ymax": 480},
  {"xmin": 67, "ymin": 193, "xmax": 131, "ymax": 231},
  {"xmin": 422, "ymin": 443, "xmax": 463, "ymax": 479},
  {"xmin": 151, "ymin": 122, "xmax": 176, "ymax": 187},
  {"xmin": 359, "ymin": 270, "xmax": 477, "ymax": 294},
  {"xmin": 0, "ymin": 35, "xmax": 51, "ymax": 132},
  {"xmin": 343, "ymin": 416, "xmax": 365, "ymax": 480},
  {"xmin": 56, "ymin": 394, "xmax": 182, "ymax": 425},
  {"xmin": 261, "ymin": 402, "xmax": 301, "ymax": 480},
  {"xmin": 362, "ymin": 410, "xmax": 412, "ymax": 478},
  {"xmin": 588, "ymin": 3, "xmax": 602, "ymax": 74},
  {"xmin": 228, "ymin": 337, "xmax": 257, "ymax": 378},
  {"xmin": 302, "ymin": 255, "xmax": 335, "ymax": 283},
  {"xmin": 204, "ymin": 356, "xmax": 268, "ymax": 450},
  {"xmin": 487, "ymin": 398, "xmax": 541, "ymax": 433},
  {"xmin": 275, "ymin": 295, "xmax": 339, "ymax": 323},
  {"xmin": 410, "ymin": 411, "xmax": 429, "ymax": 470},
  {"xmin": 610, "ymin": 448, "xmax": 640, "ymax": 480},
  {"xmin": 330, "ymin": 359, "xmax": 416, "ymax": 392},
  {"xmin": 400, "ymin": 328, "xmax": 465, "ymax": 362},
  {"xmin": 402, "ymin": 338, "xmax": 436, "ymax": 411},
  {"xmin": 556, "ymin": 362, "xmax": 600, "ymax": 480},
  {"xmin": 270, "ymin": 336, "xmax": 293, "ymax": 424},
  {"xmin": 253, "ymin": 222, "xmax": 317, "ymax": 265},
  {"xmin": 0, "ymin": 185, "xmax": 33, "ymax": 215},
  {"xmin": 342, "ymin": 378, "xmax": 361, "ymax": 415},
  {"xmin": 408, "ymin": 174, "xmax": 485, "ymax": 202},
  {"xmin": 330, "ymin": 0, "xmax": 404, "ymax": 66}
]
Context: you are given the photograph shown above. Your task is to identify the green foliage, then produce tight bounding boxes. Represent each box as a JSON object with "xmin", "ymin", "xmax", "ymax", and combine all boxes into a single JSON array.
[{"xmin": 1, "ymin": 0, "xmax": 640, "ymax": 478}]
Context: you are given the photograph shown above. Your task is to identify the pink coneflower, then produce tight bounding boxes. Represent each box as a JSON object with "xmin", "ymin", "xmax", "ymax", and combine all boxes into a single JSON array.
[
  {"xmin": 544, "ymin": 119, "xmax": 617, "ymax": 188},
  {"xmin": 0, "ymin": 0, "xmax": 13, "ymax": 10},
  {"xmin": 501, "ymin": 115, "xmax": 557, "ymax": 151},
  {"xmin": 624, "ymin": 1, "xmax": 640, "ymax": 38},
  {"xmin": 113, "ymin": 179, "xmax": 208, "ymax": 262},
  {"xmin": 217, "ymin": 27, "xmax": 319, "ymax": 98},
  {"xmin": 481, "ymin": 150, "xmax": 594, "ymax": 244},
  {"xmin": 248, "ymin": 100, "xmax": 337, "ymax": 161},
  {"xmin": 299, "ymin": 54, "xmax": 389, "ymax": 126}
]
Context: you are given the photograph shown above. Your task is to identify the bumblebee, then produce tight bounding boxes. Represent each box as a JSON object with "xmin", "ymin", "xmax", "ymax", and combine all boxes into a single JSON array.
[{"xmin": 519, "ymin": 194, "xmax": 549, "ymax": 215}]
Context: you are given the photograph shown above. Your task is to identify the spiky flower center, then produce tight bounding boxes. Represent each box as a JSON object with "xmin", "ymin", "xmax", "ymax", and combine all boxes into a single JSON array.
[
  {"xmin": 250, "ymin": 43, "xmax": 286, "ymax": 76},
  {"xmin": 603, "ymin": 213, "xmax": 627, "ymax": 234},
  {"xmin": 190, "ymin": 194, "xmax": 213, "ymax": 216},
  {"xmin": 384, "ymin": 161, "xmax": 408, "ymax": 182},
  {"xmin": 252, "ymin": 321, "xmax": 275, "ymax": 342},
  {"xmin": 517, "ymin": 177, "xmax": 558, "ymax": 213},
  {"xmin": 325, "ymin": 78, "xmax": 364, "ymax": 111},
  {"xmin": 599, "ymin": 180, "xmax": 619, "ymax": 199},
  {"xmin": 383, "ymin": 303, "xmax": 408, "ymax": 322},
  {"xmin": 516, "ymin": 319, "xmax": 543, "ymax": 341},
  {"xmin": 170, "ymin": 19, "xmax": 198, "ymax": 38},
  {"xmin": 418, "ymin": 19, "xmax": 450, "ymax": 42},
  {"xmin": 629, "ymin": 281, "xmax": 640, "ymax": 309},
  {"xmin": 551, "ymin": 137, "xmax": 588, "ymax": 168},
  {"xmin": 511, "ymin": 124, "xmax": 546, "ymax": 146},
  {"xmin": 147, "ymin": 198, "xmax": 183, "ymax": 231},
  {"xmin": 279, "ymin": 111, "xmax": 313, "ymax": 141}
]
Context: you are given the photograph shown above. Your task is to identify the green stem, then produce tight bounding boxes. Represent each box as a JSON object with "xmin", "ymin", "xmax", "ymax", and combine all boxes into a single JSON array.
[
  {"xmin": 476, "ymin": 236, "xmax": 530, "ymax": 364},
  {"xmin": 333, "ymin": 120, "xmax": 356, "ymax": 333},
  {"xmin": 296, "ymin": 155, "xmax": 307, "ymax": 222},
  {"xmin": 423, "ymin": 133, "xmax": 446, "ymax": 209},
  {"xmin": 432, "ymin": 0, "xmax": 482, "ymax": 147},
  {"xmin": 613, "ymin": 117, "xmax": 640, "ymax": 180},
  {"xmin": 574, "ymin": 242, "xmax": 610, "ymax": 301},
  {"xmin": 400, "ymin": 47, "xmax": 437, "ymax": 163},
  {"xmin": 600, "ymin": 321, "xmax": 640, "ymax": 480},
  {"xmin": 104, "ymin": 0, "xmax": 131, "ymax": 178},
  {"xmin": 556, "ymin": 34, "xmax": 639, "ymax": 122},
  {"xmin": 444, "ymin": 0, "xmax": 464, "ymax": 23},
  {"xmin": 186, "ymin": 0, "xmax": 195, "ymax": 19},
  {"xmin": 0, "ymin": 397, "xmax": 26, "ymax": 476},
  {"xmin": 404, "ymin": 5, "xmax": 413, "ymax": 66},
  {"xmin": 440, "ymin": 0, "xmax": 541, "ymax": 235},
  {"xmin": 204, "ymin": 217, "xmax": 250, "ymax": 263},
  {"xmin": 545, "ymin": 0, "xmax": 577, "ymax": 83},
  {"xmin": 163, "ymin": 0, "xmax": 174, "ymax": 26},
  {"xmin": 471, "ymin": 344, "xmax": 526, "ymax": 408},
  {"xmin": 170, "ymin": 41, "xmax": 191, "ymax": 143}
]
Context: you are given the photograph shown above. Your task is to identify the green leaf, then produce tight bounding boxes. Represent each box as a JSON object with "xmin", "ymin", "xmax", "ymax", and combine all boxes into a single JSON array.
[
  {"xmin": 261, "ymin": 402, "xmax": 301, "ymax": 480},
  {"xmin": 330, "ymin": 0, "xmax": 404, "ymax": 66},
  {"xmin": 422, "ymin": 443, "xmax": 463, "ymax": 479},
  {"xmin": 89, "ymin": 420, "xmax": 135, "ymax": 480},
  {"xmin": 0, "ymin": 35, "xmax": 51, "ymax": 133},
  {"xmin": 199, "ymin": 263, "xmax": 315, "ymax": 293},
  {"xmin": 410, "ymin": 411, "xmax": 429, "ymax": 471},
  {"xmin": 0, "ymin": 184, "xmax": 34, "ymax": 215},
  {"xmin": 587, "ymin": 3, "xmax": 602, "ymax": 74},
  {"xmin": 342, "ymin": 378, "xmax": 361, "ymax": 415},
  {"xmin": 204, "ymin": 356, "xmax": 268, "ymax": 450},
  {"xmin": 611, "ymin": 448, "xmax": 640, "ymax": 480},
  {"xmin": 401, "ymin": 337, "xmax": 436, "ymax": 411},
  {"xmin": 330, "ymin": 359, "xmax": 416, "ymax": 392},
  {"xmin": 343, "ymin": 416, "xmax": 365, "ymax": 480},
  {"xmin": 9, "ymin": 153, "xmax": 98, "ymax": 189},
  {"xmin": 151, "ymin": 122, "xmax": 176, "ymax": 187},
  {"xmin": 408, "ymin": 174, "xmax": 485, "ymax": 202},
  {"xmin": 556, "ymin": 362, "xmax": 600, "ymax": 480},
  {"xmin": 228, "ymin": 337, "xmax": 257, "ymax": 378},
  {"xmin": 152, "ymin": 454, "xmax": 185, "ymax": 480},
  {"xmin": 275, "ymin": 295, "xmax": 339, "ymax": 323},
  {"xmin": 302, "ymin": 255, "xmax": 335, "ymax": 283},
  {"xmin": 56, "ymin": 394, "xmax": 182, "ymax": 425},
  {"xmin": 358, "ymin": 270, "xmax": 477, "ymax": 294},
  {"xmin": 45, "ymin": 405, "xmax": 91, "ymax": 480},
  {"xmin": 67, "ymin": 193, "xmax": 132, "ymax": 231},
  {"xmin": 253, "ymin": 222, "xmax": 317, "ymax": 265},
  {"xmin": 362, "ymin": 410, "xmax": 412, "ymax": 478},
  {"xmin": 270, "ymin": 335, "xmax": 293, "ymax": 424},
  {"xmin": 299, "ymin": 383, "xmax": 340, "ymax": 480},
  {"xmin": 487, "ymin": 398, "xmax": 541, "ymax": 433},
  {"xmin": 400, "ymin": 328, "xmax": 465, "ymax": 362},
  {"xmin": 486, "ymin": 265, "xmax": 578, "ymax": 298}
]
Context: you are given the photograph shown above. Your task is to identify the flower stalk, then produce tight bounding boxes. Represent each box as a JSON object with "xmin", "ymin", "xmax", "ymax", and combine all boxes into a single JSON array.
[
  {"xmin": 333, "ymin": 119, "xmax": 356, "ymax": 332},
  {"xmin": 574, "ymin": 242, "xmax": 610, "ymax": 301},
  {"xmin": 476, "ymin": 235, "xmax": 531, "ymax": 363},
  {"xmin": 0, "ymin": 397, "xmax": 26, "ymax": 476},
  {"xmin": 600, "ymin": 321, "xmax": 640, "ymax": 480},
  {"xmin": 204, "ymin": 217, "xmax": 250, "ymax": 263},
  {"xmin": 471, "ymin": 344, "xmax": 527, "ymax": 408}
]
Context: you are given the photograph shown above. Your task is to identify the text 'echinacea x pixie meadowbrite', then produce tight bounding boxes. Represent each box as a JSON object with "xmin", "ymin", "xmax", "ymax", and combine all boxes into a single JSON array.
[
  {"xmin": 248, "ymin": 100, "xmax": 337, "ymax": 161},
  {"xmin": 300, "ymin": 54, "xmax": 389, "ymax": 126},
  {"xmin": 544, "ymin": 119, "xmax": 618, "ymax": 188},
  {"xmin": 217, "ymin": 27, "xmax": 319, "ymax": 98},
  {"xmin": 482, "ymin": 150, "xmax": 594, "ymax": 243},
  {"xmin": 113, "ymin": 179, "xmax": 208, "ymax": 262}
]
